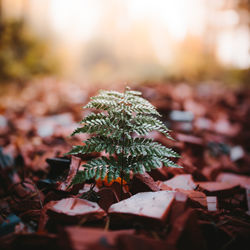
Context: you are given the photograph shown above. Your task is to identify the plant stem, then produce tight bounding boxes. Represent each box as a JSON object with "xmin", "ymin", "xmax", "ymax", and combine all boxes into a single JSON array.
[
  {"xmin": 120, "ymin": 122, "xmax": 125, "ymax": 200},
  {"xmin": 120, "ymin": 158, "xmax": 124, "ymax": 200},
  {"xmin": 120, "ymin": 91, "xmax": 126, "ymax": 200}
]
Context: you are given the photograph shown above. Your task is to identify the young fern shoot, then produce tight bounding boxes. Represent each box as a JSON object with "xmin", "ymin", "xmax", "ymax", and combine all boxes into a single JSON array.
[{"xmin": 66, "ymin": 87, "xmax": 181, "ymax": 192}]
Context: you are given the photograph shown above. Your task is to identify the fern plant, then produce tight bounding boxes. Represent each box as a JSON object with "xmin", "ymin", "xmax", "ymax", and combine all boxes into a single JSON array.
[{"xmin": 67, "ymin": 87, "xmax": 181, "ymax": 192}]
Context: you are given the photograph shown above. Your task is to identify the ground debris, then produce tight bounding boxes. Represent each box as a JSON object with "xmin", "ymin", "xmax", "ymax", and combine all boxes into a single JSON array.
[{"xmin": 1, "ymin": 81, "xmax": 250, "ymax": 249}]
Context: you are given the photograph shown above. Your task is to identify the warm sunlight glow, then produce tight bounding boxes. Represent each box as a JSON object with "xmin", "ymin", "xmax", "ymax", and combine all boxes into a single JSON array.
[
  {"xmin": 50, "ymin": 0, "xmax": 102, "ymax": 42},
  {"xmin": 49, "ymin": 0, "xmax": 205, "ymax": 42},
  {"xmin": 216, "ymin": 27, "xmax": 250, "ymax": 69},
  {"xmin": 2, "ymin": 0, "xmax": 249, "ymax": 77}
]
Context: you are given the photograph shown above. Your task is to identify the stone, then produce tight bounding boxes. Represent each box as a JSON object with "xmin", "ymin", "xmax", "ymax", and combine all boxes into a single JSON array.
[
  {"xmin": 161, "ymin": 174, "xmax": 197, "ymax": 191},
  {"xmin": 196, "ymin": 181, "xmax": 241, "ymax": 198},
  {"xmin": 97, "ymin": 187, "xmax": 119, "ymax": 211},
  {"xmin": 206, "ymin": 196, "xmax": 217, "ymax": 211},
  {"xmin": 180, "ymin": 190, "xmax": 207, "ymax": 208},
  {"xmin": 116, "ymin": 234, "xmax": 166, "ymax": 250},
  {"xmin": 59, "ymin": 227, "xmax": 134, "ymax": 250},
  {"xmin": 108, "ymin": 191, "xmax": 175, "ymax": 228},
  {"xmin": 216, "ymin": 173, "xmax": 250, "ymax": 189},
  {"xmin": 57, "ymin": 156, "xmax": 81, "ymax": 191},
  {"xmin": 165, "ymin": 208, "xmax": 207, "ymax": 250},
  {"xmin": 130, "ymin": 173, "xmax": 160, "ymax": 194},
  {"xmin": 47, "ymin": 198, "xmax": 106, "ymax": 224}
]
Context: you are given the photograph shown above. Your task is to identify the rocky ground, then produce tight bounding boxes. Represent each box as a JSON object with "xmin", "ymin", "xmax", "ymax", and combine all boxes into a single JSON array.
[{"xmin": 0, "ymin": 80, "xmax": 250, "ymax": 250}]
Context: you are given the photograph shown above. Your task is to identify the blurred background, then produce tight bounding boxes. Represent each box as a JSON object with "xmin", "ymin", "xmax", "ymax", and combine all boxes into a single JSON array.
[{"xmin": 0, "ymin": 0, "xmax": 249, "ymax": 87}]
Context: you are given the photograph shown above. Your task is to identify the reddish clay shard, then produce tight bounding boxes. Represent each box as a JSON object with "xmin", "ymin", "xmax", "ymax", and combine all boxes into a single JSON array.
[
  {"xmin": 59, "ymin": 227, "xmax": 135, "ymax": 250},
  {"xmin": 130, "ymin": 173, "xmax": 161, "ymax": 194},
  {"xmin": 179, "ymin": 190, "xmax": 207, "ymax": 208},
  {"xmin": 108, "ymin": 191, "xmax": 175, "ymax": 228},
  {"xmin": 97, "ymin": 187, "xmax": 119, "ymax": 211},
  {"xmin": 57, "ymin": 156, "xmax": 81, "ymax": 191},
  {"xmin": 116, "ymin": 234, "xmax": 167, "ymax": 250},
  {"xmin": 216, "ymin": 172, "xmax": 250, "ymax": 189},
  {"xmin": 206, "ymin": 196, "xmax": 217, "ymax": 211},
  {"xmin": 196, "ymin": 181, "xmax": 241, "ymax": 198},
  {"xmin": 159, "ymin": 174, "xmax": 197, "ymax": 191},
  {"xmin": 46, "ymin": 198, "xmax": 106, "ymax": 224},
  {"xmin": 165, "ymin": 208, "xmax": 207, "ymax": 250}
]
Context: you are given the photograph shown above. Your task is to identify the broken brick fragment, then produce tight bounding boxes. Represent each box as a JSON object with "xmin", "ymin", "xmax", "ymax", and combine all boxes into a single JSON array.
[
  {"xmin": 168, "ymin": 192, "xmax": 189, "ymax": 227},
  {"xmin": 46, "ymin": 198, "xmax": 106, "ymax": 225},
  {"xmin": 110, "ymin": 182, "xmax": 131, "ymax": 201},
  {"xmin": 216, "ymin": 172, "xmax": 250, "ymax": 189},
  {"xmin": 175, "ymin": 133, "xmax": 203, "ymax": 145},
  {"xmin": 57, "ymin": 156, "xmax": 81, "ymax": 191},
  {"xmin": 197, "ymin": 181, "xmax": 246, "ymax": 210},
  {"xmin": 108, "ymin": 191, "xmax": 175, "ymax": 228},
  {"xmin": 116, "ymin": 234, "xmax": 167, "ymax": 250},
  {"xmin": 148, "ymin": 167, "xmax": 169, "ymax": 181},
  {"xmin": 159, "ymin": 174, "xmax": 197, "ymax": 191},
  {"xmin": 58, "ymin": 227, "xmax": 135, "ymax": 250},
  {"xmin": 196, "ymin": 181, "xmax": 242, "ymax": 198},
  {"xmin": 206, "ymin": 196, "xmax": 217, "ymax": 211},
  {"xmin": 97, "ymin": 187, "xmax": 119, "ymax": 211},
  {"xmin": 180, "ymin": 190, "xmax": 207, "ymax": 208},
  {"xmin": 165, "ymin": 208, "xmax": 207, "ymax": 250},
  {"xmin": 130, "ymin": 173, "xmax": 160, "ymax": 194}
]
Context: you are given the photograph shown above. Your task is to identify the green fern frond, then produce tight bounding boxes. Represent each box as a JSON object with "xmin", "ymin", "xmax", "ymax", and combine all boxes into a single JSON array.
[{"xmin": 67, "ymin": 87, "xmax": 181, "ymax": 187}]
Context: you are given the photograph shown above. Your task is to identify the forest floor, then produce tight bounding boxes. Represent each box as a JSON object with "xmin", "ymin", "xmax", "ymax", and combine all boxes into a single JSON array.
[{"xmin": 1, "ymin": 79, "xmax": 250, "ymax": 250}]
